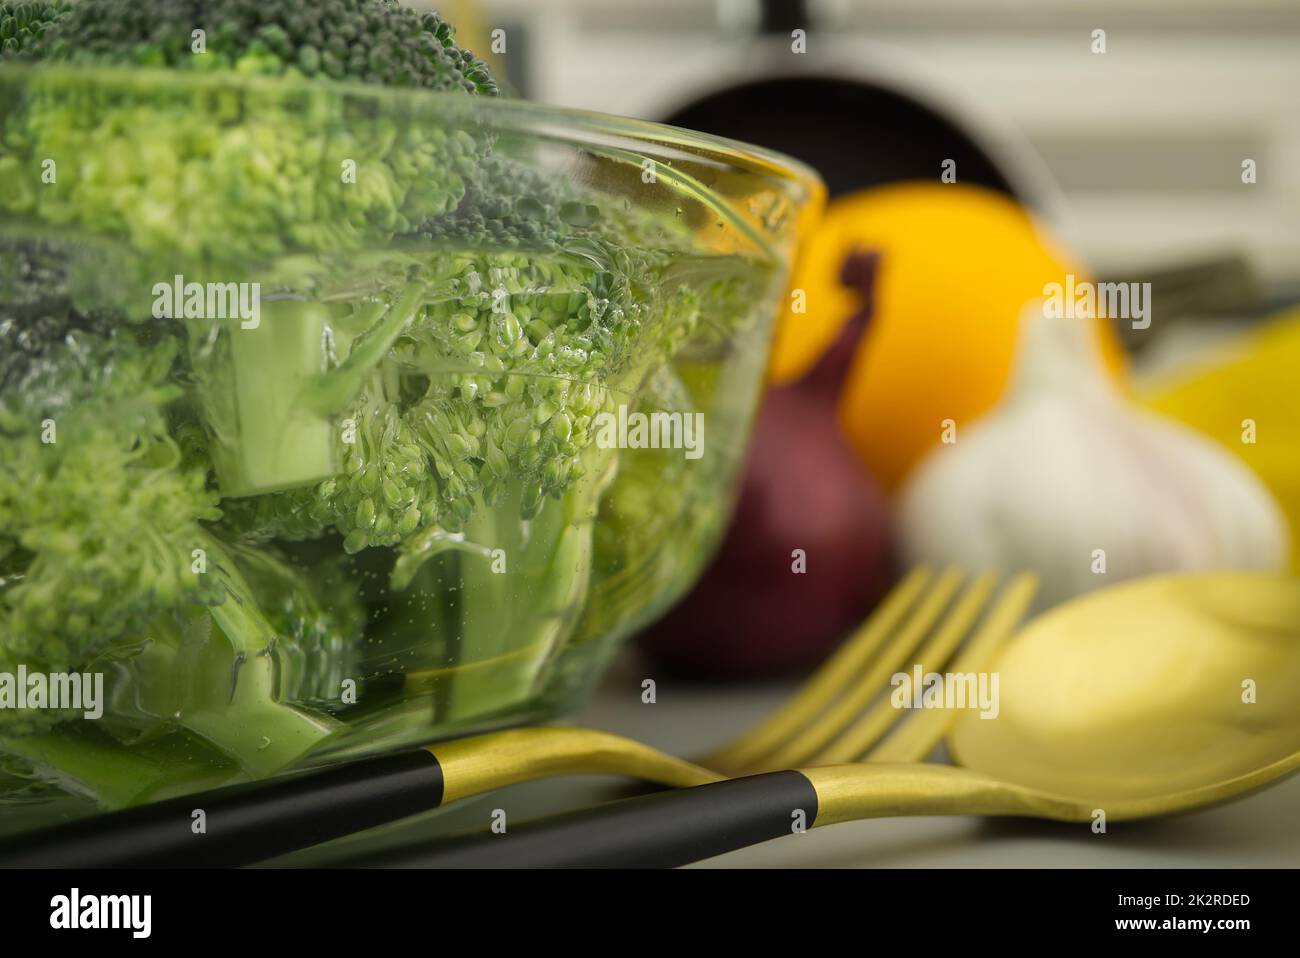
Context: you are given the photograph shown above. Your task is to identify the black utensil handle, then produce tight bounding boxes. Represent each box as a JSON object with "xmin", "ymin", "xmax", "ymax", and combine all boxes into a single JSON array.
[
  {"xmin": 0, "ymin": 749, "xmax": 443, "ymax": 868},
  {"xmin": 348, "ymin": 770, "xmax": 820, "ymax": 869}
]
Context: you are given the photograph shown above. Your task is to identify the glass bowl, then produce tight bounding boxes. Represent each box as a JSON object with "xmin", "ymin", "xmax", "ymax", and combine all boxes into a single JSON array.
[{"xmin": 0, "ymin": 65, "xmax": 822, "ymax": 827}]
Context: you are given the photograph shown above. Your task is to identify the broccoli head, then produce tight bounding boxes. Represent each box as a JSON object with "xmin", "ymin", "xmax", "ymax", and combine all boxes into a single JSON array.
[
  {"xmin": 0, "ymin": 0, "xmax": 510, "ymax": 498},
  {"xmin": 0, "ymin": 301, "xmax": 358, "ymax": 796},
  {"xmin": 0, "ymin": 1, "xmax": 68, "ymax": 57},
  {"xmin": 10, "ymin": 0, "xmax": 497, "ymax": 94},
  {"xmin": 0, "ymin": 0, "xmax": 498, "ymax": 265}
]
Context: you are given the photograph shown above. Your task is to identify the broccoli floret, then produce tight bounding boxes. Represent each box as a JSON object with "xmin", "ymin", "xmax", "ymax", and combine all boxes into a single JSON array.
[
  {"xmin": 225, "ymin": 249, "xmax": 656, "ymax": 549},
  {"xmin": 0, "ymin": 1, "xmax": 68, "ymax": 57},
  {"xmin": 0, "ymin": 0, "xmax": 500, "ymax": 498},
  {"xmin": 0, "ymin": 319, "xmax": 354, "ymax": 800},
  {"xmin": 0, "ymin": 328, "xmax": 219, "ymax": 685},
  {"xmin": 2, "ymin": 0, "xmax": 499, "ymax": 262},
  {"xmin": 9, "ymin": 0, "xmax": 497, "ymax": 93}
]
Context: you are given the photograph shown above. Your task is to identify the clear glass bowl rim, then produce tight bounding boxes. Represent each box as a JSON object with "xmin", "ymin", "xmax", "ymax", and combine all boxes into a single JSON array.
[{"xmin": 0, "ymin": 62, "xmax": 826, "ymax": 209}]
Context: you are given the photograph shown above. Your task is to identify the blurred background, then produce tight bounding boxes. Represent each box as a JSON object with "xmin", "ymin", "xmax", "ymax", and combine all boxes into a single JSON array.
[{"xmin": 443, "ymin": 0, "xmax": 1300, "ymax": 296}]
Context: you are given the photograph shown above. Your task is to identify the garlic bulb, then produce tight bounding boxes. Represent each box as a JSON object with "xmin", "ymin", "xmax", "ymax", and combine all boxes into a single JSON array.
[{"xmin": 897, "ymin": 301, "xmax": 1290, "ymax": 609}]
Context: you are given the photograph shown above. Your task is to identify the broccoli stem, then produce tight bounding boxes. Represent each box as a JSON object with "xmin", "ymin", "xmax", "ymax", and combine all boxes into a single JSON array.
[
  {"xmin": 184, "ymin": 537, "xmax": 345, "ymax": 777},
  {"xmin": 446, "ymin": 492, "xmax": 553, "ymax": 718},
  {"xmin": 206, "ymin": 281, "xmax": 429, "ymax": 499},
  {"xmin": 207, "ymin": 299, "xmax": 338, "ymax": 497},
  {"xmin": 0, "ymin": 729, "xmax": 174, "ymax": 809},
  {"xmin": 302, "ymin": 282, "xmax": 430, "ymax": 417},
  {"xmin": 0, "ymin": 725, "xmax": 244, "ymax": 810},
  {"xmin": 394, "ymin": 488, "xmax": 594, "ymax": 722},
  {"xmin": 0, "ymin": 537, "xmax": 346, "ymax": 808},
  {"xmin": 442, "ymin": 445, "xmax": 619, "ymax": 720}
]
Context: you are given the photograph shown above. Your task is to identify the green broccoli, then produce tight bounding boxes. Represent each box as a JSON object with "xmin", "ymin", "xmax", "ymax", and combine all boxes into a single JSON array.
[
  {"xmin": 0, "ymin": 0, "xmax": 776, "ymax": 812},
  {"xmin": 0, "ymin": 1, "xmax": 68, "ymax": 57},
  {"xmin": 10, "ymin": 0, "xmax": 497, "ymax": 93},
  {"xmin": 0, "ymin": 255, "xmax": 358, "ymax": 803},
  {"xmin": 0, "ymin": 1, "xmax": 503, "ymax": 499}
]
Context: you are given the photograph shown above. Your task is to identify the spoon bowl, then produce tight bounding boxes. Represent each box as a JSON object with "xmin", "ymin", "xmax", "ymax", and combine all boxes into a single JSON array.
[{"xmin": 948, "ymin": 572, "xmax": 1300, "ymax": 816}]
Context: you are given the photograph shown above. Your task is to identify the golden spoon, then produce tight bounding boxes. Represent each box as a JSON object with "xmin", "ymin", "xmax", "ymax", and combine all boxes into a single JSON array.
[{"xmin": 351, "ymin": 572, "xmax": 1300, "ymax": 867}]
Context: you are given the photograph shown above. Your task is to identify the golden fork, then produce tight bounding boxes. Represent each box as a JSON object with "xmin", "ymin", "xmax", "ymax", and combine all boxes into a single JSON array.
[{"xmin": 701, "ymin": 566, "xmax": 1036, "ymax": 774}]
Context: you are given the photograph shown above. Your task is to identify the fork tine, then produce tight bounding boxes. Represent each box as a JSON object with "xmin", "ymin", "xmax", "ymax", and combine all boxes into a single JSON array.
[
  {"xmin": 751, "ymin": 567, "xmax": 968, "ymax": 772},
  {"xmin": 865, "ymin": 572, "xmax": 1038, "ymax": 763},
  {"xmin": 811, "ymin": 566, "xmax": 1034, "ymax": 764},
  {"xmin": 807, "ymin": 571, "xmax": 999, "ymax": 765},
  {"xmin": 699, "ymin": 566, "xmax": 934, "ymax": 773}
]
